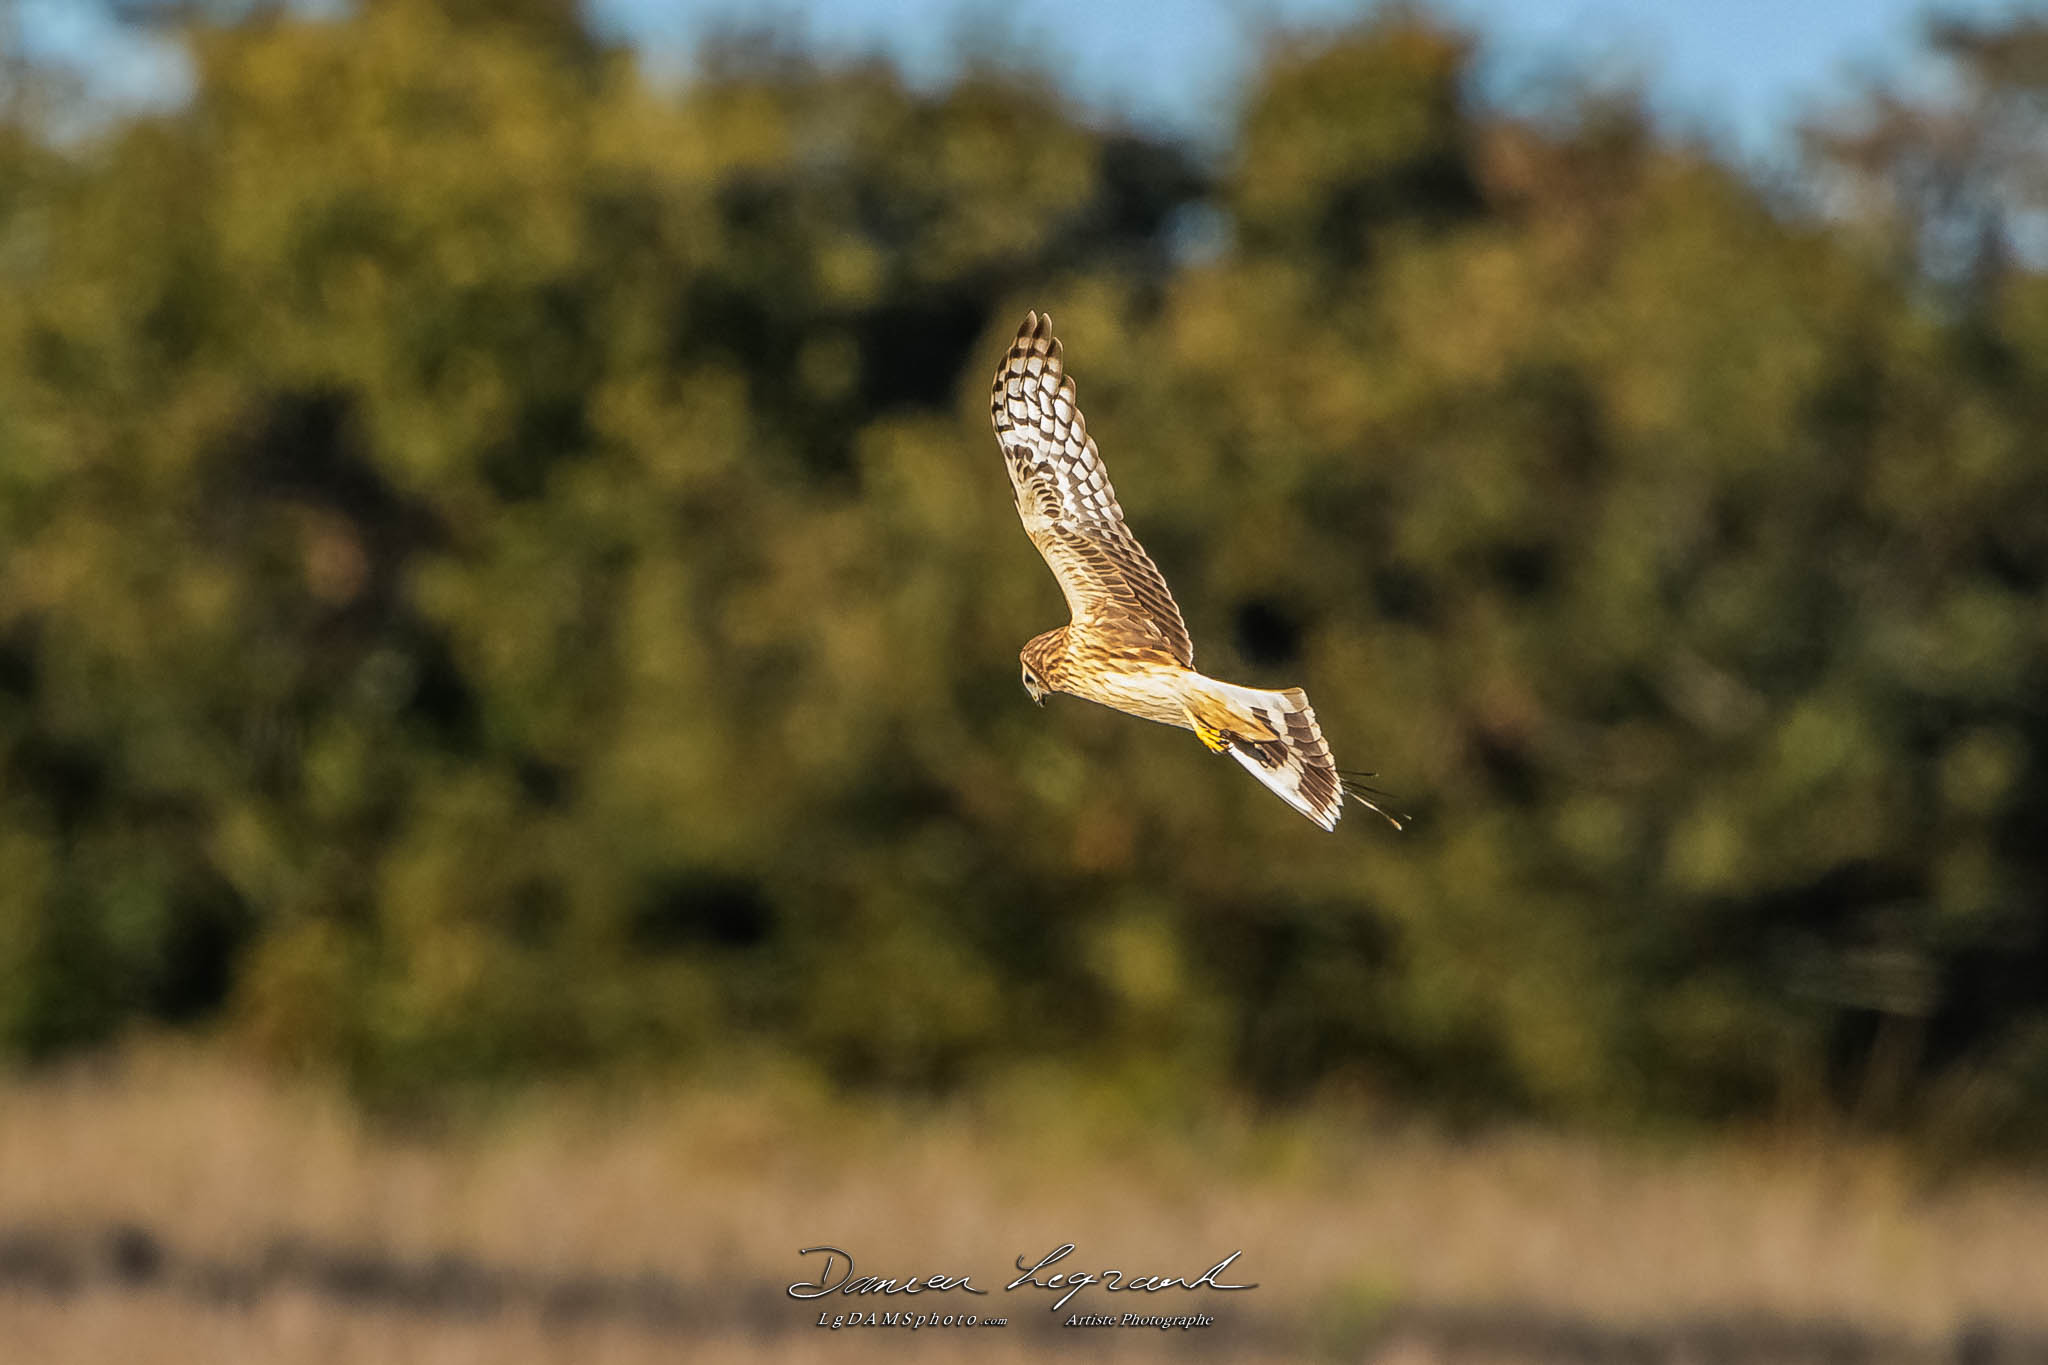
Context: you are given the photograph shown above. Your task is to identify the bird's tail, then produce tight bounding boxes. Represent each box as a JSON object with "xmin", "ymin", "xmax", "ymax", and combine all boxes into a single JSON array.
[{"xmin": 1182, "ymin": 677, "xmax": 1383, "ymax": 832}]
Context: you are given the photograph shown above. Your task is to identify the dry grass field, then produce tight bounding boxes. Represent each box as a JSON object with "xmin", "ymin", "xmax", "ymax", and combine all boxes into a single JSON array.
[{"xmin": 2, "ymin": 1047, "xmax": 2047, "ymax": 1363}]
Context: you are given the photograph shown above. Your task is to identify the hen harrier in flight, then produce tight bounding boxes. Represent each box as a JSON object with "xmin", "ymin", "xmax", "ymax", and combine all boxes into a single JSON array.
[{"xmin": 991, "ymin": 311, "xmax": 1401, "ymax": 832}]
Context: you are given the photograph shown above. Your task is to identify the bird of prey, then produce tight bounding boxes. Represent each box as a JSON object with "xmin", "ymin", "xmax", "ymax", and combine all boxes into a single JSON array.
[{"xmin": 990, "ymin": 311, "xmax": 1401, "ymax": 832}]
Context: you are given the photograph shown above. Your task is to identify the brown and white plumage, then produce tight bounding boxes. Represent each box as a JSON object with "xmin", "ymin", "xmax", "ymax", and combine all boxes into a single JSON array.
[{"xmin": 991, "ymin": 311, "xmax": 1399, "ymax": 832}]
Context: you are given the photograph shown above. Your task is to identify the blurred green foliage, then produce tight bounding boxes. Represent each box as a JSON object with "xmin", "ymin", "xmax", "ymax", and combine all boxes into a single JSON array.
[{"xmin": 2, "ymin": 0, "xmax": 2046, "ymax": 1138}]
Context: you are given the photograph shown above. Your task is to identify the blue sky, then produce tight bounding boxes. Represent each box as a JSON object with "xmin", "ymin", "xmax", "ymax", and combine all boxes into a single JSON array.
[
  {"xmin": 19, "ymin": 0, "xmax": 2045, "ymax": 159},
  {"xmin": 590, "ymin": 0, "xmax": 2039, "ymax": 159}
]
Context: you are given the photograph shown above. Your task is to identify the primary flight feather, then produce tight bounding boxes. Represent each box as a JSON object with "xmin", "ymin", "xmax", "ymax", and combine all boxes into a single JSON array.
[{"xmin": 991, "ymin": 311, "xmax": 1400, "ymax": 832}]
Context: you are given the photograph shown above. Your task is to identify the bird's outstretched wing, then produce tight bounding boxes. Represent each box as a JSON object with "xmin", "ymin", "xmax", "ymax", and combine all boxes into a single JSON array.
[{"xmin": 989, "ymin": 311, "xmax": 1194, "ymax": 666}]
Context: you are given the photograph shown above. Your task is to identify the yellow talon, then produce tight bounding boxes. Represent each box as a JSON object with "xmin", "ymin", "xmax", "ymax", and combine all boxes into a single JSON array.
[{"xmin": 1195, "ymin": 721, "xmax": 1231, "ymax": 753}]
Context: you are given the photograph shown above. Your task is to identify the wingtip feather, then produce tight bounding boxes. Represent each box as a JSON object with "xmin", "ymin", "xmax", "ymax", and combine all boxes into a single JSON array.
[
  {"xmin": 1339, "ymin": 771, "xmax": 1410, "ymax": 831},
  {"xmin": 1011, "ymin": 311, "xmax": 1061, "ymax": 364}
]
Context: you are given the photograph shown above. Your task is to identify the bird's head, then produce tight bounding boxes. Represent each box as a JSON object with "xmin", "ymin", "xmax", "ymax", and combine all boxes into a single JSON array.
[{"xmin": 1019, "ymin": 630, "xmax": 1064, "ymax": 707}]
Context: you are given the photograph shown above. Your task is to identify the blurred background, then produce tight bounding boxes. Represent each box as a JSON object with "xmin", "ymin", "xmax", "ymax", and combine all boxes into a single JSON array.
[{"xmin": 2, "ymin": 0, "xmax": 2048, "ymax": 1359}]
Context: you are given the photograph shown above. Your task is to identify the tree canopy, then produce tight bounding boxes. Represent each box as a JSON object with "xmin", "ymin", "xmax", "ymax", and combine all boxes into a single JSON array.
[{"xmin": 2, "ymin": 0, "xmax": 2046, "ymax": 1142}]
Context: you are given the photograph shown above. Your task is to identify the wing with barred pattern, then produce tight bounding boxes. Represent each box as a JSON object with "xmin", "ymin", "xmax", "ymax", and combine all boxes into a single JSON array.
[{"xmin": 989, "ymin": 311, "xmax": 1194, "ymax": 667}]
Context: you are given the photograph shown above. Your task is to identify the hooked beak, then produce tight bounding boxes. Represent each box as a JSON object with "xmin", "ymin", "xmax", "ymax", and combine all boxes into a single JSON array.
[{"xmin": 1024, "ymin": 682, "xmax": 1045, "ymax": 707}]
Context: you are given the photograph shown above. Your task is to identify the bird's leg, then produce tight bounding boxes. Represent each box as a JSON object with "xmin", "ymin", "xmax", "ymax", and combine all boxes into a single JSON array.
[{"xmin": 1193, "ymin": 719, "xmax": 1232, "ymax": 753}]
